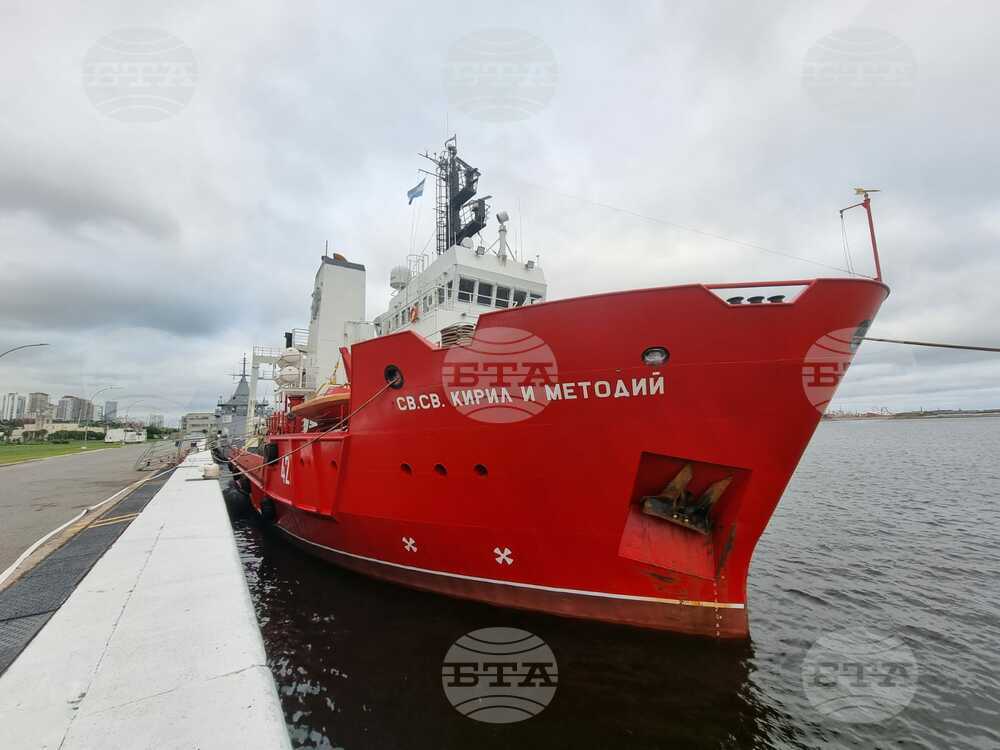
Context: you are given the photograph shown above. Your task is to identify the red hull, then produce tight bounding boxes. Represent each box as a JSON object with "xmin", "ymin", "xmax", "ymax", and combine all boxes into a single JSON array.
[{"xmin": 233, "ymin": 277, "xmax": 888, "ymax": 638}]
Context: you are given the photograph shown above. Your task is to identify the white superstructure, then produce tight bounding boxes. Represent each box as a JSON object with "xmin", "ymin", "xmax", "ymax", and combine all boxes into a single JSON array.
[
  {"xmin": 372, "ymin": 237, "xmax": 546, "ymax": 345},
  {"xmin": 303, "ymin": 255, "xmax": 369, "ymax": 387},
  {"xmin": 246, "ymin": 137, "xmax": 546, "ymax": 433}
]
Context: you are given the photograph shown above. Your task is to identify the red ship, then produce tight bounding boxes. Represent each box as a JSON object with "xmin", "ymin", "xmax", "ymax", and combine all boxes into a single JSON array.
[{"xmin": 229, "ymin": 140, "xmax": 888, "ymax": 638}]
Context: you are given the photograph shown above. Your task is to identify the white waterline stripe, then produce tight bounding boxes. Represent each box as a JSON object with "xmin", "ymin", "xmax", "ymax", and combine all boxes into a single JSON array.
[{"xmin": 279, "ymin": 527, "xmax": 745, "ymax": 610}]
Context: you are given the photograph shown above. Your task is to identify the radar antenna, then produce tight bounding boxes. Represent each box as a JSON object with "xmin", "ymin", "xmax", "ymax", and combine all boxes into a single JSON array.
[{"xmin": 419, "ymin": 136, "xmax": 490, "ymax": 254}]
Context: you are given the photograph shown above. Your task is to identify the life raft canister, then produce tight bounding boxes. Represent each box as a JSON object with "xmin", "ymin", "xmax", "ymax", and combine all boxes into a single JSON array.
[{"xmin": 409, "ymin": 305, "xmax": 419, "ymax": 323}]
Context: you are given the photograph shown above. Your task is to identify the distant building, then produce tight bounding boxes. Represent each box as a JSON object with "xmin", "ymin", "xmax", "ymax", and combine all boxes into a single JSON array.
[
  {"xmin": 16, "ymin": 395, "xmax": 26, "ymax": 418},
  {"xmin": 27, "ymin": 392, "xmax": 49, "ymax": 417},
  {"xmin": 56, "ymin": 396, "xmax": 74, "ymax": 421},
  {"xmin": 2, "ymin": 392, "xmax": 23, "ymax": 420},
  {"xmin": 55, "ymin": 395, "xmax": 94, "ymax": 422},
  {"xmin": 104, "ymin": 400, "xmax": 118, "ymax": 422},
  {"xmin": 180, "ymin": 412, "xmax": 216, "ymax": 435},
  {"xmin": 148, "ymin": 414, "xmax": 165, "ymax": 428}
]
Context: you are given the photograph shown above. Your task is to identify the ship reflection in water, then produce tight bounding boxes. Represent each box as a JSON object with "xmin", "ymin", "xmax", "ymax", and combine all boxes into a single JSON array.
[
  {"xmin": 234, "ymin": 518, "xmax": 775, "ymax": 749},
  {"xmin": 234, "ymin": 418, "xmax": 1000, "ymax": 749}
]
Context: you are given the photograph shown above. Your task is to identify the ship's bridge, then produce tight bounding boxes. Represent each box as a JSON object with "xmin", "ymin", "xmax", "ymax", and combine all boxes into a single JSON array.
[{"xmin": 374, "ymin": 240, "xmax": 546, "ymax": 345}]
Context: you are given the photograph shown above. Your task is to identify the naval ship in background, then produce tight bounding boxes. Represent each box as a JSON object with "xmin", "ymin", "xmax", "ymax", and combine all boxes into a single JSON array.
[
  {"xmin": 229, "ymin": 137, "xmax": 889, "ymax": 638},
  {"xmin": 212, "ymin": 357, "xmax": 269, "ymax": 461}
]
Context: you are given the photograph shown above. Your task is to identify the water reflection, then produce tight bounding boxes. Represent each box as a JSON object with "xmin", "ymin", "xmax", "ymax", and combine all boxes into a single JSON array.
[
  {"xmin": 235, "ymin": 520, "xmax": 790, "ymax": 749},
  {"xmin": 234, "ymin": 419, "xmax": 1000, "ymax": 749}
]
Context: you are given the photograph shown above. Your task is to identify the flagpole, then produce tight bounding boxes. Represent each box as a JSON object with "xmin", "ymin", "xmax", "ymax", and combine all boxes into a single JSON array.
[
  {"xmin": 413, "ymin": 197, "xmax": 422, "ymax": 256},
  {"xmin": 409, "ymin": 200, "xmax": 418, "ymax": 254}
]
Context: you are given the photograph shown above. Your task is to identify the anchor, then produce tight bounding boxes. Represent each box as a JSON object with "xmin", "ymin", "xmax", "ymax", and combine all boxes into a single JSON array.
[{"xmin": 641, "ymin": 463, "xmax": 732, "ymax": 534}]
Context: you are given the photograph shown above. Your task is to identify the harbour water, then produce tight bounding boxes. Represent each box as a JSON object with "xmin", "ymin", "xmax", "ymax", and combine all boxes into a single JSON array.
[{"xmin": 234, "ymin": 418, "xmax": 1000, "ymax": 749}]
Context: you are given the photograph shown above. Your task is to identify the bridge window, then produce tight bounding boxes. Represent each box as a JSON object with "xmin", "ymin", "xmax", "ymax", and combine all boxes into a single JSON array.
[
  {"xmin": 458, "ymin": 277, "xmax": 475, "ymax": 302},
  {"xmin": 529, "ymin": 293, "xmax": 543, "ymax": 304},
  {"xmin": 512, "ymin": 289, "xmax": 527, "ymax": 307},
  {"xmin": 437, "ymin": 286, "xmax": 445, "ymax": 304},
  {"xmin": 477, "ymin": 282, "xmax": 494, "ymax": 306},
  {"xmin": 495, "ymin": 286, "xmax": 511, "ymax": 308}
]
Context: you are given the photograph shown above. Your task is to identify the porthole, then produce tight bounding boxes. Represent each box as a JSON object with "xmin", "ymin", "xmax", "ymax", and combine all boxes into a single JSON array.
[
  {"xmin": 385, "ymin": 364, "xmax": 404, "ymax": 389},
  {"xmin": 474, "ymin": 464, "xmax": 488, "ymax": 477},
  {"xmin": 641, "ymin": 347, "xmax": 670, "ymax": 366},
  {"xmin": 434, "ymin": 463, "xmax": 448, "ymax": 476},
  {"xmin": 401, "ymin": 463, "xmax": 413, "ymax": 475}
]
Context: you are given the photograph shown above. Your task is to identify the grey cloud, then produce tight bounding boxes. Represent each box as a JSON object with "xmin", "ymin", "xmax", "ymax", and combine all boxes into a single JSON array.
[
  {"xmin": 0, "ymin": 270, "xmax": 226, "ymax": 335},
  {"xmin": 1, "ymin": 1, "xmax": 999, "ymax": 419},
  {"xmin": 0, "ymin": 150, "xmax": 178, "ymax": 239}
]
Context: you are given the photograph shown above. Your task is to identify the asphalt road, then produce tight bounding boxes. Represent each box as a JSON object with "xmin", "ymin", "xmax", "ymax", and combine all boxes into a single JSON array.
[{"xmin": 0, "ymin": 444, "xmax": 154, "ymax": 571}]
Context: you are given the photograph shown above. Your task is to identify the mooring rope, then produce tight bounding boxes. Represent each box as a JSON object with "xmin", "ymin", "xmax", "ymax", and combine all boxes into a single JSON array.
[
  {"xmin": 213, "ymin": 375, "xmax": 400, "ymax": 481},
  {"xmin": 862, "ymin": 337, "xmax": 1000, "ymax": 353}
]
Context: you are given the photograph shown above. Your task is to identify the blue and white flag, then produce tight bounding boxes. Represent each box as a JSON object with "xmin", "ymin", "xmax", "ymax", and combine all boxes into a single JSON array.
[{"xmin": 407, "ymin": 177, "xmax": 425, "ymax": 205}]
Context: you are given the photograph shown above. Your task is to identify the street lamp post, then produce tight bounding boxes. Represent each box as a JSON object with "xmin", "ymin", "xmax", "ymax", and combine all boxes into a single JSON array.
[
  {"xmin": 0, "ymin": 344, "xmax": 48, "ymax": 443},
  {"xmin": 83, "ymin": 385, "xmax": 119, "ymax": 447},
  {"xmin": 0, "ymin": 343, "xmax": 49, "ymax": 361}
]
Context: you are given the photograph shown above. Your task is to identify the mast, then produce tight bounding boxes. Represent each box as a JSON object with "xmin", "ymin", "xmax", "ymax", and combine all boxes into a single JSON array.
[
  {"xmin": 841, "ymin": 188, "xmax": 883, "ymax": 282},
  {"xmin": 420, "ymin": 136, "xmax": 490, "ymax": 254},
  {"xmin": 435, "ymin": 142, "xmax": 449, "ymax": 254}
]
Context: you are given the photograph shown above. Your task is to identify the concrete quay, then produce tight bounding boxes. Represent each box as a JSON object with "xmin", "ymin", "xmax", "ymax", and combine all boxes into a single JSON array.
[{"xmin": 0, "ymin": 451, "xmax": 290, "ymax": 749}]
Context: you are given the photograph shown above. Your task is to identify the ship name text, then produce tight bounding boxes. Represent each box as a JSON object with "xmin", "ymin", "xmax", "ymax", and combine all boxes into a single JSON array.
[{"xmin": 395, "ymin": 374, "xmax": 665, "ymax": 412}]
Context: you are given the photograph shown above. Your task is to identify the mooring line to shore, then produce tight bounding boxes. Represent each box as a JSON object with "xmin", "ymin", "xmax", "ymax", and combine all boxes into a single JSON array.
[
  {"xmin": 862, "ymin": 336, "xmax": 1000, "ymax": 353},
  {"xmin": 213, "ymin": 375, "xmax": 400, "ymax": 482},
  {"xmin": 0, "ymin": 466, "xmax": 175, "ymax": 588}
]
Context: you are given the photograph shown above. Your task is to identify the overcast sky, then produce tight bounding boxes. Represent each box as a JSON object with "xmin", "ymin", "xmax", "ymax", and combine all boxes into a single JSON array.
[{"xmin": 1, "ymin": 0, "xmax": 998, "ymax": 423}]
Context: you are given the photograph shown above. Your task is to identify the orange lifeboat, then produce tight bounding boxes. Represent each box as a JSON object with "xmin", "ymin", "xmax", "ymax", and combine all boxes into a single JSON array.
[{"xmin": 290, "ymin": 383, "xmax": 351, "ymax": 424}]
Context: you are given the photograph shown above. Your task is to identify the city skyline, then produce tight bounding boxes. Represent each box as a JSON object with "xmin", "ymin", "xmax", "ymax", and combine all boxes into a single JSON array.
[{"xmin": 0, "ymin": 388, "xmax": 180, "ymax": 428}]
